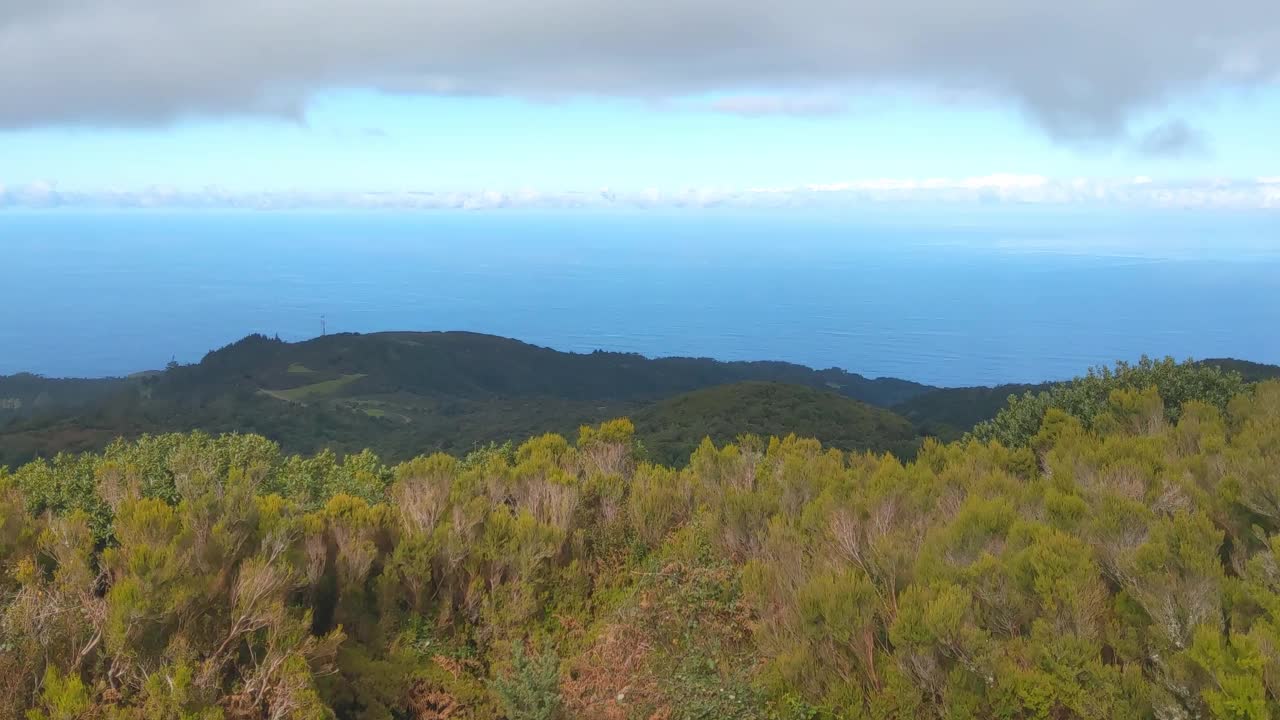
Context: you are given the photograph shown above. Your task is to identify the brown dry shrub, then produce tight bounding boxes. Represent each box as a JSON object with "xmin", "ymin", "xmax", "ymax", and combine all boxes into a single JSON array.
[
  {"xmin": 0, "ymin": 652, "xmax": 28, "ymax": 720},
  {"xmin": 561, "ymin": 621, "xmax": 663, "ymax": 720},
  {"xmin": 407, "ymin": 678, "xmax": 462, "ymax": 720},
  {"xmin": 221, "ymin": 692, "xmax": 263, "ymax": 720}
]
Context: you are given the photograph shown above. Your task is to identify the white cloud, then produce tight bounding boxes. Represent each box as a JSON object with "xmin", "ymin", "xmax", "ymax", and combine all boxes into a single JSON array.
[{"xmin": 4, "ymin": 176, "xmax": 1280, "ymax": 211}]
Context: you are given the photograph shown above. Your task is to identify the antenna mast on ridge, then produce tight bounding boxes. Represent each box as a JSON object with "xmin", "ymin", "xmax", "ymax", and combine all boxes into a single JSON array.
[{"xmin": 321, "ymin": 314, "xmax": 327, "ymax": 337}]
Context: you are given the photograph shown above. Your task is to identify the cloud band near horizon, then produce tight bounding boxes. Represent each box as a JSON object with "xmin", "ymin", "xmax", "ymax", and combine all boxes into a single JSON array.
[{"xmin": 4, "ymin": 176, "xmax": 1280, "ymax": 211}]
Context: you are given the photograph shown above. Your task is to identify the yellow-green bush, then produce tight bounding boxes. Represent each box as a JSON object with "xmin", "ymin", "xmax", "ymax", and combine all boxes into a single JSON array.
[{"xmin": 2, "ymin": 380, "xmax": 1280, "ymax": 719}]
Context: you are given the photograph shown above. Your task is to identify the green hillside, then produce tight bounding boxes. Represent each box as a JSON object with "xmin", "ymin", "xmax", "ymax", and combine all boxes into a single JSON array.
[
  {"xmin": 634, "ymin": 381, "xmax": 921, "ymax": 465},
  {"xmin": 0, "ymin": 332, "xmax": 934, "ymax": 466},
  {"xmin": 175, "ymin": 331, "xmax": 934, "ymax": 404},
  {"xmin": 892, "ymin": 381, "xmax": 1049, "ymax": 441},
  {"xmin": 0, "ymin": 373, "xmax": 127, "ymax": 427},
  {"xmin": 1200, "ymin": 357, "xmax": 1280, "ymax": 382},
  {"xmin": 3, "ymin": 333, "xmax": 1276, "ymax": 468}
]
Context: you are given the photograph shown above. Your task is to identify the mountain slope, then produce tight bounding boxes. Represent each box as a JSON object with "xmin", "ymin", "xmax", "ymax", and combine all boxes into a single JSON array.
[
  {"xmin": 4, "ymin": 332, "xmax": 1275, "ymax": 467},
  {"xmin": 634, "ymin": 381, "xmax": 921, "ymax": 465},
  {"xmin": 0, "ymin": 332, "xmax": 934, "ymax": 466},
  {"xmin": 0, "ymin": 373, "xmax": 128, "ymax": 427},
  {"xmin": 892, "ymin": 382, "xmax": 1050, "ymax": 441},
  {"xmin": 1200, "ymin": 358, "xmax": 1280, "ymax": 383},
  {"xmin": 173, "ymin": 331, "xmax": 935, "ymax": 405}
]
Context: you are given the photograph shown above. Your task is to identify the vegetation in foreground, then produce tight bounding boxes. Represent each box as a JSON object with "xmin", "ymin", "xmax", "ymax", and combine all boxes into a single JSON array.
[{"xmin": 2, "ymin": 360, "xmax": 1280, "ymax": 719}]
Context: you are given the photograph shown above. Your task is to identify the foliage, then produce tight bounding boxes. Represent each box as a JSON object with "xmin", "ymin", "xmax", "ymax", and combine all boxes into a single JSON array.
[
  {"xmin": 970, "ymin": 355, "xmax": 1248, "ymax": 448},
  {"xmin": 492, "ymin": 645, "xmax": 564, "ymax": 720},
  {"xmin": 892, "ymin": 382, "xmax": 1048, "ymax": 442},
  {"xmin": 633, "ymin": 381, "xmax": 921, "ymax": 465},
  {"xmin": 3, "ymin": 376, "xmax": 1280, "ymax": 718}
]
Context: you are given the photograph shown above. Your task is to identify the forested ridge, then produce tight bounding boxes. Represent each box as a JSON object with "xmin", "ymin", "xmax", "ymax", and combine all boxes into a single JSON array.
[
  {"xmin": 0, "ymin": 332, "xmax": 934, "ymax": 467},
  {"xmin": 4, "ymin": 359, "xmax": 1280, "ymax": 719},
  {"xmin": 632, "ymin": 382, "xmax": 921, "ymax": 466},
  {"xmin": 3, "ymin": 331, "xmax": 1274, "ymax": 470}
]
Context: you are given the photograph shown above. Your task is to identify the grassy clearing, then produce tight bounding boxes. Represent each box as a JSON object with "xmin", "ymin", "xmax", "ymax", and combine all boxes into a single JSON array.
[
  {"xmin": 287, "ymin": 363, "xmax": 317, "ymax": 374},
  {"xmin": 261, "ymin": 374, "xmax": 366, "ymax": 404},
  {"xmin": 343, "ymin": 398, "xmax": 414, "ymax": 423}
]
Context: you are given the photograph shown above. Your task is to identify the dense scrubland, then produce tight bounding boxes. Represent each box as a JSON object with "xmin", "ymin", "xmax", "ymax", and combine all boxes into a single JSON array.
[{"xmin": 3, "ymin": 358, "xmax": 1280, "ymax": 719}]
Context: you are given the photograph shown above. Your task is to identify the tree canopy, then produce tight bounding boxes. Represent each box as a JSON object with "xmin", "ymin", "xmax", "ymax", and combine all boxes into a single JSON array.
[
  {"xmin": 969, "ymin": 356, "xmax": 1247, "ymax": 448},
  {"xmin": 2, "ymin": 373, "xmax": 1280, "ymax": 718}
]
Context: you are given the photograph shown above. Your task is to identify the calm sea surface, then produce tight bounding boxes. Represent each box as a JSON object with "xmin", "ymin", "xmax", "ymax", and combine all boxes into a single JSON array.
[{"xmin": 3, "ymin": 209, "xmax": 1278, "ymax": 386}]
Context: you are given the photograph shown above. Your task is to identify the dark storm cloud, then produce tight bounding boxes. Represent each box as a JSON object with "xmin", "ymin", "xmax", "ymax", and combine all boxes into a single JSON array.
[{"xmin": 1, "ymin": 0, "xmax": 1278, "ymax": 140}]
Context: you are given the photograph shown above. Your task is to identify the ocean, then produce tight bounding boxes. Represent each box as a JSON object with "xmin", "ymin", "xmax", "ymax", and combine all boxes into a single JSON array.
[{"xmin": 3, "ymin": 208, "xmax": 1278, "ymax": 387}]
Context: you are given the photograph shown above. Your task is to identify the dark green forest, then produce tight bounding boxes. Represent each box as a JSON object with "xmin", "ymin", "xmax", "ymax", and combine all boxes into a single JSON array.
[
  {"xmin": 4, "ymin": 355, "xmax": 1280, "ymax": 719},
  {"xmin": 632, "ymin": 382, "xmax": 921, "ymax": 466},
  {"xmin": 3, "ymin": 332, "xmax": 1273, "ymax": 470},
  {"xmin": 0, "ymin": 332, "xmax": 936, "ymax": 468}
]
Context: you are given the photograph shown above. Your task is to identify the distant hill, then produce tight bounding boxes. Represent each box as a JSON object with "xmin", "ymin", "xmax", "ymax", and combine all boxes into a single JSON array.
[
  {"xmin": 892, "ymin": 382, "xmax": 1050, "ymax": 442},
  {"xmin": 0, "ymin": 331, "xmax": 934, "ymax": 466},
  {"xmin": 176, "ymin": 331, "xmax": 934, "ymax": 405},
  {"xmin": 634, "ymin": 382, "xmax": 921, "ymax": 466},
  {"xmin": 0, "ymin": 373, "xmax": 127, "ymax": 427},
  {"xmin": 1199, "ymin": 358, "xmax": 1280, "ymax": 383},
  {"xmin": 2, "ymin": 332, "xmax": 1275, "ymax": 468}
]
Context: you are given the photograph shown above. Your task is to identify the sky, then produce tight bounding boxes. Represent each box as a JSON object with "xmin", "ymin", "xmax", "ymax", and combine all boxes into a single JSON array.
[{"xmin": 2, "ymin": 1, "xmax": 1279, "ymax": 210}]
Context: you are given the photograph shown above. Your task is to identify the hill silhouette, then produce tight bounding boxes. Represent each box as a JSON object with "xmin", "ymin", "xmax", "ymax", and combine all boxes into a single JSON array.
[
  {"xmin": 0, "ymin": 331, "xmax": 933, "ymax": 466},
  {"xmin": 1, "ymin": 332, "xmax": 1275, "ymax": 468}
]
